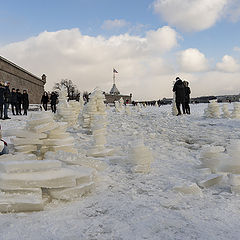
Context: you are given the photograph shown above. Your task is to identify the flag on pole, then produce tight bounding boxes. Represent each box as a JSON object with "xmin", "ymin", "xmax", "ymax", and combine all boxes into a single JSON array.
[{"xmin": 113, "ymin": 68, "xmax": 118, "ymax": 73}]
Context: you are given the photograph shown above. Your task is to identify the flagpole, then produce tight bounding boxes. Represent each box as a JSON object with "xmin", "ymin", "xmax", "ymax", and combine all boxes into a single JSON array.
[{"xmin": 113, "ymin": 68, "xmax": 115, "ymax": 85}]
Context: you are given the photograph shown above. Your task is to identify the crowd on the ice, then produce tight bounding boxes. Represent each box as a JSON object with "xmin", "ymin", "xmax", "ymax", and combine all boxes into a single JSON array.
[
  {"xmin": 0, "ymin": 81, "xmax": 29, "ymax": 120},
  {"xmin": 173, "ymin": 77, "xmax": 191, "ymax": 116}
]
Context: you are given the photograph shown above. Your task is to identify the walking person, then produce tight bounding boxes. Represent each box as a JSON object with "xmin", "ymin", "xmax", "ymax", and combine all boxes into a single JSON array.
[
  {"xmin": 0, "ymin": 82, "xmax": 5, "ymax": 119},
  {"xmin": 41, "ymin": 92, "xmax": 49, "ymax": 111},
  {"xmin": 3, "ymin": 82, "xmax": 11, "ymax": 120},
  {"xmin": 173, "ymin": 77, "xmax": 186, "ymax": 116},
  {"xmin": 50, "ymin": 91, "xmax": 58, "ymax": 113},
  {"xmin": 11, "ymin": 88, "xmax": 18, "ymax": 115},
  {"xmin": 183, "ymin": 81, "xmax": 191, "ymax": 114},
  {"xmin": 22, "ymin": 90, "xmax": 29, "ymax": 115},
  {"xmin": 16, "ymin": 89, "xmax": 22, "ymax": 115}
]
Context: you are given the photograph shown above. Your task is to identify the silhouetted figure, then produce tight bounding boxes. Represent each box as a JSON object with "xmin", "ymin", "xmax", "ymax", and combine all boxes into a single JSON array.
[
  {"xmin": 0, "ymin": 82, "xmax": 5, "ymax": 119},
  {"xmin": 16, "ymin": 89, "xmax": 22, "ymax": 115},
  {"xmin": 3, "ymin": 82, "xmax": 11, "ymax": 119},
  {"xmin": 173, "ymin": 77, "xmax": 186, "ymax": 115},
  {"xmin": 22, "ymin": 90, "xmax": 29, "ymax": 115},
  {"xmin": 11, "ymin": 88, "xmax": 17, "ymax": 115},
  {"xmin": 41, "ymin": 92, "xmax": 49, "ymax": 111},
  {"xmin": 50, "ymin": 91, "xmax": 58, "ymax": 113},
  {"xmin": 183, "ymin": 81, "xmax": 191, "ymax": 114}
]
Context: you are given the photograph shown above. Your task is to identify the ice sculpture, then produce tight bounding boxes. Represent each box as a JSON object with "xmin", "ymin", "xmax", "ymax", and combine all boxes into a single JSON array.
[
  {"xmin": 129, "ymin": 140, "xmax": 154, "ymax": 173},
  {"xmin": 0, "ymin": 152, "xmax": 96, "ymax": 213},
  {"xmin": 7, "ymin": 111, "xmax": 77, "ymax": 156},
  {"xmin": 199, "ymin": 145, "xmax": 225, "ymax": 172},
  {"xmin": 85, "ymin": 89, "xmax": 115, "ymax": 157},
  {"xmin": 125, "ymin": 104, "xmax": 131, "ymax": 115},
  {"xmin": 55, "ymin": 88, "xmax": 77, "ymax": 126},
  {"xmin": 231, "ymin": 102, "xmax": 240, "ymax": 119},
  {"xmin": 221, "ymin": 104, "xmax": 231, "ymax": 118},
  {"xmin": 204, "ymin": 101, "xmax": 220, "ymax": 118}
]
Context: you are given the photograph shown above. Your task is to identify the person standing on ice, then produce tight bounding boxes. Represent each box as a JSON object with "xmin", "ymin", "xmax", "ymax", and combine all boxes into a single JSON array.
[
  {"xmin": 41, "ymin": 91, "xmax": 49, "ymax": 111},
  {"xmin": 0, "ymin": 82, "xmax": 5, "ymax": 119},
  {"xmin": 183, "ymin": 81, "xmax": 191, "ymax": 114},
  {"xmin": 10, "ymin": 88, "xmax": 18, "ymax": 115},
  {"xmin": 173, "ymin": 77, "xmax": 186, "ymax": 115},
  {"xmin": 3, "ymin": 82, "xmax": 11, "ymax": 120},
  {"xmin": 22, "ymin": 90, "xmax": 29, "ymax": 115},
  {"xmin": 50, "ymin": 91, "xmax": 58, "ymax": 113},
  {"xmin": 16, "ymin": 89, "xmax": 22, "ymax": 115}
]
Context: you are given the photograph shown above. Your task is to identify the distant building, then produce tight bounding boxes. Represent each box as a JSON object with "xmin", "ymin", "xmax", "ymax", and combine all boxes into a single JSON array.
[
  {"xmin": 0, "ymin": 55, "xmax": 46, "ymax": 103},
  {"xmin": 104, "ymin": 70, "xmax": 132, "ymax": 104},
  {"xmin": 217, "ymin": 94, "xmax": 240, "ymax": 103}
]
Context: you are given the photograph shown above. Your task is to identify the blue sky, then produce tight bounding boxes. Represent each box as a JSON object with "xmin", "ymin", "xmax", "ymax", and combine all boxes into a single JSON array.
[{"xmin": 1, "ymin": 0, "xmax": 240, "ymax": 100}]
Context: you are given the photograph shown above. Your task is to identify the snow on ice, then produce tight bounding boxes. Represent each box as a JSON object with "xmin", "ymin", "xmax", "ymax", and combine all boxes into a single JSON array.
[{"xmin": 1, "ymin": 98, "xmax": 240, "ymax": 239}]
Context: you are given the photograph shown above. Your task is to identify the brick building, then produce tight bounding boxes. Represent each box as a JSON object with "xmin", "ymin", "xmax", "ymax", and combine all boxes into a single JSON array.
[{"xmin": 0, "ymin": 55, "xmax": 46, "ymax": 103}]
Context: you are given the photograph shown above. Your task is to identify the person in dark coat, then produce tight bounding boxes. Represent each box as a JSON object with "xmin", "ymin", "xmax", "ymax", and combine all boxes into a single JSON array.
[
  {"xmin": 16, "ymin": 89, "xmax": 22, "ymax": 115},
  {"xmin": 50, "ymin": 91, "xmax": 58, "ymax": 113},
  {"xmin": 41, "ymin": 92, "xmax": 49, "ymax": 111},
  {"xmin": 183, "ymin": 81, "xmax": 191, "ymax": 114},
  {"xmin": 3, "ymin": 82, "xmax": 11, "ymax": 120},
  {"xmin": 22, "ymin": 90, "xmax": 29, "ymax": 115},
  {"xmin": 0, "ymin": 82, "xmax": 5, "ymax": 119},
  {"xmin": 10, "ymin": 88, "xmax": 18, "ymax": 115},
  {"xmin": 173, "ymin": 77, "xmax": 186, "ymax": 115}
]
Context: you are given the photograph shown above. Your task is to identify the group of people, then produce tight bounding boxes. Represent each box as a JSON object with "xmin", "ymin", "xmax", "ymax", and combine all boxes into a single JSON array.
[
  {"xmin": 41, "ymin": 91, "xmax": 58, "ymax": 113},
  {"xmin": 0, "ymin": 81, "xmax": 29, "ymax": 120},
  {"xmin": 173, "ymin": 77, "xmax": 191, "ymax": 116}
]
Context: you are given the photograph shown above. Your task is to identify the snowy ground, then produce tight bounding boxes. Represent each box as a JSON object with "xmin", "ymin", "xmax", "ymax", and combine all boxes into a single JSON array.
[{"xmin": 1, "ymin": 103, "xmax": 240, "ymax": 240}]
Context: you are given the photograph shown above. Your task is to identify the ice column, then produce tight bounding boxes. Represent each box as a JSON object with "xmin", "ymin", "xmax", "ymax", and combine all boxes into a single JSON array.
[
  {"xmin": 129, "ymin": 140, "xmax": 154, "ymax": 173},
  {"xmin": 221, "ymin": 104, "xmax": 230, "ymax": 118},
  {"xmin": 204, "ymin": 101, "xmax": 220, "ymax": 118},
  {"xmin": 231, "ymin": 102, "xmax": 240, "ymax": 119}
]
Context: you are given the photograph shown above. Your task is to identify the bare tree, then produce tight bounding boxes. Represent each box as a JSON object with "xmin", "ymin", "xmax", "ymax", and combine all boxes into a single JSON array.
[{"xmin": 53, "ymin": 79, "xmax": 79, "ymax": 100}]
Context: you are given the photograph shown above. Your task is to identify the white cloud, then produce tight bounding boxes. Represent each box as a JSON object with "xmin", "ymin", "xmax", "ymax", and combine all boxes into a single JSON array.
[
  {"xmin": 178, "ymin": 48, "xmax": 209, "ymax": 72},
  {"xmin": 153, "ymin": 0, "xmax": 228, "ymax": 32},
  {"xmin": 233, "ymin": 46, "xmax": 240, "ymax": 52},
  {"xmin": 0, "ymin": 27, "xmax": 178, "ymax": 100},
  {"xmin": 216, "ymin": 55, "xmax": 240, "ymax": 72},
  {"xmin": 101, "ymin": 19, "xmax": 129, "ymax": 30}
]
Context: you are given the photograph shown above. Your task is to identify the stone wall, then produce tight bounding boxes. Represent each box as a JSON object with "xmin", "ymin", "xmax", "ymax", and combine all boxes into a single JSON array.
[{"xmin": 0, "ymin": 56, "xmax": 46, "ymax": 104}]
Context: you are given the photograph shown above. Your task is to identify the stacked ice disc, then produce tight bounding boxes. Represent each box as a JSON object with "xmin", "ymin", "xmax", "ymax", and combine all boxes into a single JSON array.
[
  {"xmin": 68, "ymin": 100, "xmax": 81, "ymax": 122},
  {"xmin": 43, "ymin": 121, "xmax": 77, "ymax": 154},
  {"xmin": 231, "ymin": 102, "xmax": 240, "ymax": 119},
  {"xmin": 125, "ymin": 104, "xmax": 131, "ymax": 115},
  {"xmin": 114, "ymin": 98, "xmax": 124, "ymax": 113},
  {"xmin": 129, "ymin": 140, "xmax": 154, "ymax": 173},
  {"xmin": 56, "ymin": 89, "xmax": 76, "ymax": 126},
  {"xmin": 81, "ymin": 88, "xmax": 107, "ymax": 131},
  {"xmin": 221, "ymin": 104, "xmax": 231, "ymax": 118},
  {"xmin": 204, "ymin": 101, "xmax": 220, "ymax": 118},
  {"xmin": 0, "ymin": 153, "xmax": 96, "ymax": 212},
  {"xmin": 86, "ymin": 89, "xmax": 114, "ymax": 157}
]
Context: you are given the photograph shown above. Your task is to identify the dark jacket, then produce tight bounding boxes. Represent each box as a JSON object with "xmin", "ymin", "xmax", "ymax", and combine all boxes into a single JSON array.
[
  {"xmin": 41, "ymin": 94, "xmax": 49, "ymax": 104},
  {"xmin": 0, "ymin": 86, "xmax": 5, "ymax": 104},
  {"xmin": 3, "ymin": 86, "xmax": 11, "ymax": 103},
  {"xmin": 16, "ymin": 92, "xmax": 22, "ymax": 104},
  {"xmin": 50, "ymin": 93, "xmax": 58, "ymax": 105},
  {"xmin": 173, "ymin": 80, "xmax": 185, "ymax": 102},
  {"xmin": 11, "ymin": 91, "xmax": 17, "ymax": 104},
  {"xmin": 22, "ymin": 93, "xmax": 29, "ymax": 109},
  {"xmin": 185, "ymin": 87, "xmax": 191, "ymax": 103}
]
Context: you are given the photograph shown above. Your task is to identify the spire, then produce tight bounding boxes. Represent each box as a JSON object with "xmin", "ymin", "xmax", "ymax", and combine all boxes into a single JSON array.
[{"xmin": 110, "ymin": 83, "xmax": 120, "ymax": 95}]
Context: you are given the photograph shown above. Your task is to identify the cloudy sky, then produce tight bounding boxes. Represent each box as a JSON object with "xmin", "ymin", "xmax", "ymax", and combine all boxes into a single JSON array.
[{"xmin": 1, "ymin": 0, "xmax": 240, "ymax": 100}]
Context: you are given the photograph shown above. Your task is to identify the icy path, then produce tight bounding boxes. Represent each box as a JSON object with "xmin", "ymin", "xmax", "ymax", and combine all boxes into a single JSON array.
[{"xmin": 1, "ymin": 104, "xmax": 240, "ymax": 240}]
